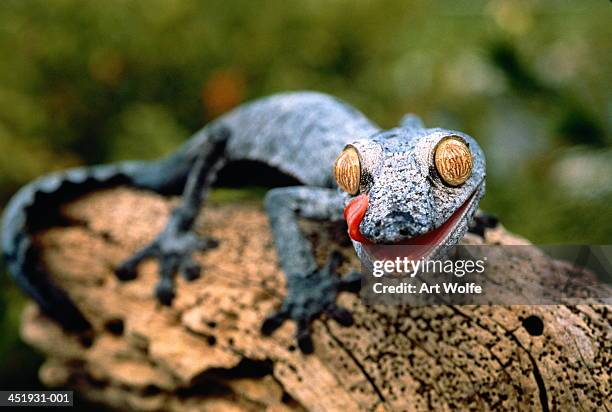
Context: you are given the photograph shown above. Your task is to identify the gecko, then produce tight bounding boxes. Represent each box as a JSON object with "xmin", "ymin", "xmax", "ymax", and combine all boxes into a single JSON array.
[{"xmin": 1, "ymin": 91, "xmax": 489, "ymax": 353}]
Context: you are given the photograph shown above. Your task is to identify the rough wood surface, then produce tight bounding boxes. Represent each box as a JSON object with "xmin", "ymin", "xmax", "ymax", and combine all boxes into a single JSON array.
[{"xmin": 20, "ymin": 187, "xmax": 610, "ymax": 411}]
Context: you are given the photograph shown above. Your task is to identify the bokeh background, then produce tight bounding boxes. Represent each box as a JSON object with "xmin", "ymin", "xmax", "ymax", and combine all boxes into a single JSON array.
[{"xmin": 1, "ymin": 0, "xmax": 610, "ymax": 399}]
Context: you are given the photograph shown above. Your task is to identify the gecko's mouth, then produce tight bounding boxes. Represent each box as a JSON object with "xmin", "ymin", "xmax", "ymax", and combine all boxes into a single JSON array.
[{"xmin": 345, "ymin": 186, "xmax": 481, "ymax": 261}]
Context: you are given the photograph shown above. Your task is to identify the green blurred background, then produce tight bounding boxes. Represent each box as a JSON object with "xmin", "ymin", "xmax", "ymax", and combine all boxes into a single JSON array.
[{"xmin": 0, "ymin": 0, "xmax": 610, "ymax": 397}]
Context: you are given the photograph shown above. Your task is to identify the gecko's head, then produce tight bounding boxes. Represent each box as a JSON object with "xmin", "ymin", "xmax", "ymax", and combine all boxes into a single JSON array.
[{"xmin": 334, "ymin": 127, "xmax": 486, "ymax": 259}]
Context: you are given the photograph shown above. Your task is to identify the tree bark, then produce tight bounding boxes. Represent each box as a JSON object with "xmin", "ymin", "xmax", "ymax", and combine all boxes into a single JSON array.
[{"xmin": 20, "ymin": 187, "xmax": 610, "ymax": 411}]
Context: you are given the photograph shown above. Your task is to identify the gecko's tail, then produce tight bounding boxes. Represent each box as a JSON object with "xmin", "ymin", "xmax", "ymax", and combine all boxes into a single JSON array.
[
  {"xmin": 2, "ymin": 164, "xmax": 140, "ymax": 330},
  {"xmin": 1, "ymin": 153, "xmax": 193, "ymax": 330}
]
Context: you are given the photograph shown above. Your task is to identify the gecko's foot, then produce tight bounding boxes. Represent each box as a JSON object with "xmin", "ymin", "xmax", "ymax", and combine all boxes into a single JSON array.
[
  {"xmin": 468, "ymin": 211, "xmax": 499, "ymax": 237},
  {"xmin": 261, "ymin": 251, "xmax": 361, "ymax": 354},
  {"xmin": 115, "ymin": 222, "xmax": 218, "ymax": 305}
]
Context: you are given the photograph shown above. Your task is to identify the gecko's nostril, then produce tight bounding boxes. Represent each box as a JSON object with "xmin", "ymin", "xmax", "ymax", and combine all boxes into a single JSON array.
[
  {"xmin": 386, "ymin": 212, "xmax": 416, "ymax": 231},
  {"xmin": 386, "ymin": 211, "xmax": 415, "ymax": 223}
]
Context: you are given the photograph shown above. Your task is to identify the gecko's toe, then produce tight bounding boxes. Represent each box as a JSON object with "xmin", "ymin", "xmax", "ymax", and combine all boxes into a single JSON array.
[
  {"xmin": 468, "ymin": 212, "xmax": 499, "ymax": 237},
  {"xmin": 155, "ymin": 278, "xmax": 175, "ymax": 306},
  {"xmin": 181, "ymin": 259, "xmax": 202, "ymax": 281},
  {"xmin": 116, "ymin": 243, "xmax": 157, "ymax": 281},
  {"xmin": 326, "ymin": 304, "xmax": 354, "ymax": 327},
  {"xmin": 116, "ymin": 264, "xmax": 138, "ymax": 281},
  {"xmin": 198, "ymin": 236, "xmax": 220, "ymax": 250},
  {"xmin": 339, "ymin": 271, "xmax": 361, "ymax": 292},
  {"xmin": 261, "ymin": 309, "xmax": 288, "ymax": 336},
  {"xmin": 296, "ymin": 319, "xmax": 314, "ymax": 354}
]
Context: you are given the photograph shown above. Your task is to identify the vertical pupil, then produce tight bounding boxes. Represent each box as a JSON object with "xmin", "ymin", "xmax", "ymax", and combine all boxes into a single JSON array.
[
  {"xmin": 335, "ymin": 148, "xmax": 360, "ymax": 194},
  {"xmin": 435, "ymin": 138, "xmax": 472, "ymax": 186}
]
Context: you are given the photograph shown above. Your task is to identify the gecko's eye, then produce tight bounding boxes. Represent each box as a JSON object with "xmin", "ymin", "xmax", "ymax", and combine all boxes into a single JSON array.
[
  {"xmin": 334, "ymin": 146, "xmax": 361, "ymax": 195},
  {"xmin": 434, "ymin": 136, "xmax": 472, "ymax": 186}
]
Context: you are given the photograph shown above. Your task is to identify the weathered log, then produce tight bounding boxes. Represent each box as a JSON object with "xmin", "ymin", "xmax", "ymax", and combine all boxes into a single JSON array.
[{"xmin": 20, "ymin": 187, "xmax": 610, "ymax": 411}]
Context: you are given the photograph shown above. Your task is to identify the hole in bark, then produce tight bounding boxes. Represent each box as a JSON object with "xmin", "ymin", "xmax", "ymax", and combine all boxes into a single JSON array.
[
  {"xmin": 79, "ymin": 333, "xmax": 94, "ymax": 348},
  {"xmin": 104, "ymin": 318, "xmax": 124, "ymax": 336},
  {"xmin": 178, "ymin": 379, "xmax": 233, "ymax": 397},
  {"xmin": 281, "ymin": 391, "xmax": 301, "ymax": 407},
  {"xmin": 199, "ymin": 358, "xmax": 274, "ymax": 381},
  {"xmin": 207, "ymin": 335, "xmax": 217, "ymax": 346},
  {"xmin": 142, "ymin": 385, "xmax": 161, "ymax": 396},
  {"xmin": 522, "ymin": 315, "xmax": 544, "ymax": 336}
]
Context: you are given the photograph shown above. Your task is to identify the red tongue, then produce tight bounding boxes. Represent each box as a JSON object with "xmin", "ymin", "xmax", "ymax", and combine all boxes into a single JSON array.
[{"xmin": 344, "ymin": 194, "xmax": 371, "ymax": 244}]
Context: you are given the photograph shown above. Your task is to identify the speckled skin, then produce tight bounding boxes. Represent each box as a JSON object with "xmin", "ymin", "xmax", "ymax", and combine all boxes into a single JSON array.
[
  {"xmin": 2, "ymin": 91, "xmax": 486, "ymax": 352},
  {"xmin": 349, "ymin": 127, "xmax": 486, "ymax": 264}
]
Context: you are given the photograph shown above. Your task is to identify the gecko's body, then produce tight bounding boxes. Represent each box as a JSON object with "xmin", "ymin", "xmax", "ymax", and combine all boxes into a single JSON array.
[{"xmin": 2, "ymin": 91, "xmax": 487, "ymax": 352}]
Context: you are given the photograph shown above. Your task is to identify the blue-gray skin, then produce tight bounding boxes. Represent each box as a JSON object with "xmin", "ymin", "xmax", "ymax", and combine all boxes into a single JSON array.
[
  {"xmin": 350, "ymin": 125, "xmax": 486, "ymax": 263},
  {"xmin": 1, "ymin": 91, "xmax": 488, "ymax": 353}
]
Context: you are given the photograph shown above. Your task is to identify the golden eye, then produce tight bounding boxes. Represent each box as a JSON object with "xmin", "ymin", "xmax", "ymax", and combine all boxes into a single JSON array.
[
  {"xmin": 434, "ymin": 136, "xmax": 472, "ymax": 186},
  {"xmin": 334, "ymin": 146, "xmax": 361, "ymax": 194}
]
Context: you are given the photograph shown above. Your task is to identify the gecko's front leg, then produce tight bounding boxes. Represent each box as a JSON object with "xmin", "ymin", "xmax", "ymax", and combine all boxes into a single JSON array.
[
  {"xmin": 115, "ymin": 127, "xmax": 229, "ymax": 305},
  {"xmin": 261, "ymin": 187, "xmax": 361, "ymax": 353}
]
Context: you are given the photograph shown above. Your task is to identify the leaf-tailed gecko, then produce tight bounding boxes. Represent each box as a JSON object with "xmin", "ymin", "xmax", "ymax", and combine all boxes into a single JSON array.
[{"xmin": 2, "ymin": 91, "xmax": 489, "ymax": 353}]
